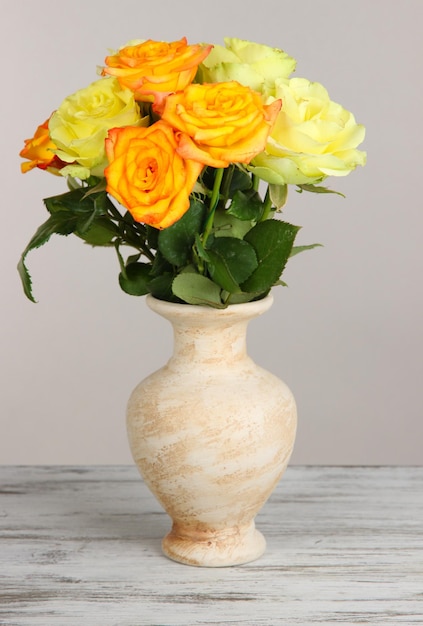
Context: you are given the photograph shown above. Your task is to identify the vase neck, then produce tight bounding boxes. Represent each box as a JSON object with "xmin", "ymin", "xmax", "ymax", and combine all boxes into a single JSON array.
[
  {"xmin": 171, "ymin": 319, "xmax": 249, "ymax": 365},
  {"xmin": 146, "ymin": 295, "xmax": 274, "ymax": 366}
]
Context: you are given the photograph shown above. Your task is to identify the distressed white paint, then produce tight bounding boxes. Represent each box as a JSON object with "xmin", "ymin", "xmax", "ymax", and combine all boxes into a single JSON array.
[{"xmin": 1, "ymin": 466, "xmax": 422, "ymax": 625}]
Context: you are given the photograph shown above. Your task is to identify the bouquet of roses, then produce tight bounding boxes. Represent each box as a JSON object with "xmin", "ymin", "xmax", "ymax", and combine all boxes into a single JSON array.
[{"xmin": 19, "ymin": 37, "xmax": 366, "ymax": 307}]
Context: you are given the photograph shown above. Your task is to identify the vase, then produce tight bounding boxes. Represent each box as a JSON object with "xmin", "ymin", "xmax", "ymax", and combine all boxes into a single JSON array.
[{"xmin": 126, "ymin": 294, "xmax": 297, "ymax": 567}]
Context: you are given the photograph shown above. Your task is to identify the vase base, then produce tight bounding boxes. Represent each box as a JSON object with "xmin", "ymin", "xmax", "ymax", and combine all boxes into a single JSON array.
[{"xmin": 161, "ymin": 521, "xmax": 266, "ymax": 567}]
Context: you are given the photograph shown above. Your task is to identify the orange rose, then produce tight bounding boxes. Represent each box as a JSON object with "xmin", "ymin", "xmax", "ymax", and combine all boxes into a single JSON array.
[
  {"xmin": 102, "ymin": 37, "xmax": 212, "ymax": 105},
  {"xmin": 159, "ymin": 81, "xmax": 281, "ymax": 168},
  {"xmin": 105, "ymin": 121, "xmax": 203, "ymax": 229},
  {"xmin": 20, "ymin": 118, "xmax": 64, "ymax": 174}
]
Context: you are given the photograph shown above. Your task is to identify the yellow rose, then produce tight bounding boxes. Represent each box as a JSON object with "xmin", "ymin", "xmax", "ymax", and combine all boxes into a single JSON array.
[
  {"xmin": 251, "ymin": 78, "xmax": 366, "ymax": 185},
  {"xmin": 49, "ymin": 77, "xmax": 146, "ymax": 179},
  {"xmin": 104, "ymin": 121, "xmax": 203, "ymax": 229},
  {"xmin": 102, "ymin": 38, "xmax": 212, "ymax": 105},
  {"xmin": 159, "ymin": 81, "xmax": 281, "ymax": 168},
  {"xmin": 198, "ymin": 37, "xmax": 296, "ymax": 98}
]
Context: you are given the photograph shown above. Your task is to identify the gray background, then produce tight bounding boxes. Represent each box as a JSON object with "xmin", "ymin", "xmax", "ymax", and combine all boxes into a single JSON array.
[{"xmin": 1, "ymin": 0, "xmax": 422, "ymax": 464}]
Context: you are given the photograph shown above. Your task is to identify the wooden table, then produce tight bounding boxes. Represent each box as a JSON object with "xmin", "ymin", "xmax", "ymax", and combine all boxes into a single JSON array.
[{"xmin": 1, "ymin": 466, "xmax": 422, "ymax": 625}]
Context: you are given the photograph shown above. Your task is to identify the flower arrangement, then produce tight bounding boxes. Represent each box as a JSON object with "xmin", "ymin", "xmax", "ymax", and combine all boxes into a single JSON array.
[{"xmin": 19, "ymin": 37, "xmax": 366, "ymax": 307}]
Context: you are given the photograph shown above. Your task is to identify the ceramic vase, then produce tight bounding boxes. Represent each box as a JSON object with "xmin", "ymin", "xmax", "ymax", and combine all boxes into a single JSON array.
[{"xmin": 126, "ymin": 294, "xmax": 297, "ymax": 567}]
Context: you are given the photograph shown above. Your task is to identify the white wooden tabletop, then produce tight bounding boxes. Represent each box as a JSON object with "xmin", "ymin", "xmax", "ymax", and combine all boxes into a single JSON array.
[{"xmin": 1, "ymin": 466, "xmax": 422, "ymax": 625}]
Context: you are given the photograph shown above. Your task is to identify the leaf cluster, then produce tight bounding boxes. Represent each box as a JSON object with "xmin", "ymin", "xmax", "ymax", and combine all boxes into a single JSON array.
[{"xmin": 19, "ymin": 168, "xmax": 323, "ymax": 307}]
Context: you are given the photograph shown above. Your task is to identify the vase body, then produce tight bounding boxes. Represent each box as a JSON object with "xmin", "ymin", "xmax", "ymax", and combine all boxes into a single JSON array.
[{"xmin": 126, "ymin": 294, "xmax": 297, "ymax": 567}]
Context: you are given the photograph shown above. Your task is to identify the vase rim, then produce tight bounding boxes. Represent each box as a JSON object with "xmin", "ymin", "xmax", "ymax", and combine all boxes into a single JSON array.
[{"xmin": 146, "ymin": 293, "xmax": 274, "ymax": 321}]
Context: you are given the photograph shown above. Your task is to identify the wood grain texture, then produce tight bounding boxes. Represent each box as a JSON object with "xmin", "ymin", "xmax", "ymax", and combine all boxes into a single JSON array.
[{"xmin": 0, "ymin": 466, "xmax": 422, "ymax": 625}]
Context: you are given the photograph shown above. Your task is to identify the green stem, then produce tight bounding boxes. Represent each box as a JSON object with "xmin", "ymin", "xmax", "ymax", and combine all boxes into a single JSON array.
[
  {"xmin": 108, "ymin": 204, "xmax": 154, "ymax": 261},
  {"xmin": 125, "ymin": 223, "xmax": 155, "ymax": 261},
  {"xmin": 252, "ymin": 174, "xmax": 260, "ymax": 192},
  {"xmin": 202, "ymin": 167, "xmax": 224, "ymax": 248},
  {"xmin": 210, "ymin": 168, "xmax": 225, "ymax": 212},
  {"xmin": 260, "ymin": 186, "xmax": 273, "ymax": 222},
  {"xmin": 219, "ymin": 165, "xmax": 234, "ymax": 209},
  {"xmin": 114, "ymin": 241, "xmax": 127, "ymax": 280}
]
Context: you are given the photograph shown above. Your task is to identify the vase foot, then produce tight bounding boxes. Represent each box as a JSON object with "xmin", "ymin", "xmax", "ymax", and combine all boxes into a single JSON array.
[{"xmin": 161, "ymin": 521, "xmax": 266, "ymax": 567}]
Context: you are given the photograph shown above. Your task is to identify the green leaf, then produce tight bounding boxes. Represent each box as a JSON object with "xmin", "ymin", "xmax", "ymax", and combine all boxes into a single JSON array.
[
  {"xmin": 76, "ymin": 218, "xmax": 119, "ymax": 245},
  {"xmin": 225, "ymin": 291, "xmax": 268, "ymax": 305},
  {"xmin": 148, "ymin": 273, "xmax": 176, "ymax": 301},
  {"xmin": 158, "ymin": 198, "xmax": 206, "ymax": 266},
  {"xmin": 17, "ymin": 256, "xmax": 34, "ymax": 302},
  {"xmin": 213, "ymin": 210, "xmax": 254, "ymax": 240},
  {"xmin": 76, "ymin": 209, "xmax": 98, "ymax": 235},
  {"xmin": 206, "ymin": 237, "xmax": 258, "ymax": 293},
  {"xmin": 241, "ymin": 220, "xmax": 300, "ymax": 293},
  {"xmin": 146, "ymin": 225, "xmax": 159, "ymax": 250},
  {"xmin": 81, "ymin": 179, "xmax": 108, "ymax": 197},
  {"xmin": 44, "ymin": 187, "xmax": 116, "ymax": 247},
  {"xmin": 228, "ymin": 168, "xmax": 253, "ymax": 196},
  {"xmin": 290, "ymin": 243, "xmax": 323, "ymax": 257},
  {"xmin": 269, "ymin": 184, "xmax": 288, "ymax": 210},
  {"xmin": 227, "ymin": 189, "xmax": 263, "ymax": 221},
  {"xmin": 118, "ymin": 262, "xmax": 151, "ymax": 296},
  {"xmin": 46, "ymin": 188, "xmax": 120, "ymax": 246},
  {"xmin": 126, "ymin": 253, "xmax": 141, "ymax": 265},
  {"xmin": 149, "ymin": 250, "xmax": 173, "ymax": 278},
  {"xmin": 206, "ymin": 250, "xmax": 240, "ymax": 293},
  {"xmin": 44, "ymin": 188, "xmax": 95, "ymax": 215},
  {"xmin": 172, "ymin": 273, "xmax": 225, "ymax": 308},
  {"xmin": 44, "ymin": 190, "xmax": 117, "ymax": 247},
  {"xmin": 194, "ymin": 233, "xmax": 211, "ymax": 262},
  {"xmin": 17, "ymin": 211, "xmax": 79, "ymax": 302},
  {"xmin": 93, "ymin": 191, "xmax": 116, "ymax": 214},
  {"xmin": 296, "ymin": 183, "xmax": 345, "ymax": 198}
]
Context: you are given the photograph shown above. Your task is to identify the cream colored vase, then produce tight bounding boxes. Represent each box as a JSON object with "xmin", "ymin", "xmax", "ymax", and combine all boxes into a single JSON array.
[{"xmin": 126, "ymin": 294, "xmax": 297, "ymax": 567}]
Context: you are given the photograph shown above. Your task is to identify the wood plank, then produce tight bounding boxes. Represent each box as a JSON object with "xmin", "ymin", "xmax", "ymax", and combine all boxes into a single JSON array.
[{"xmin": 1, "ymin": 466, "xmax": 422, "ymax": 625}]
